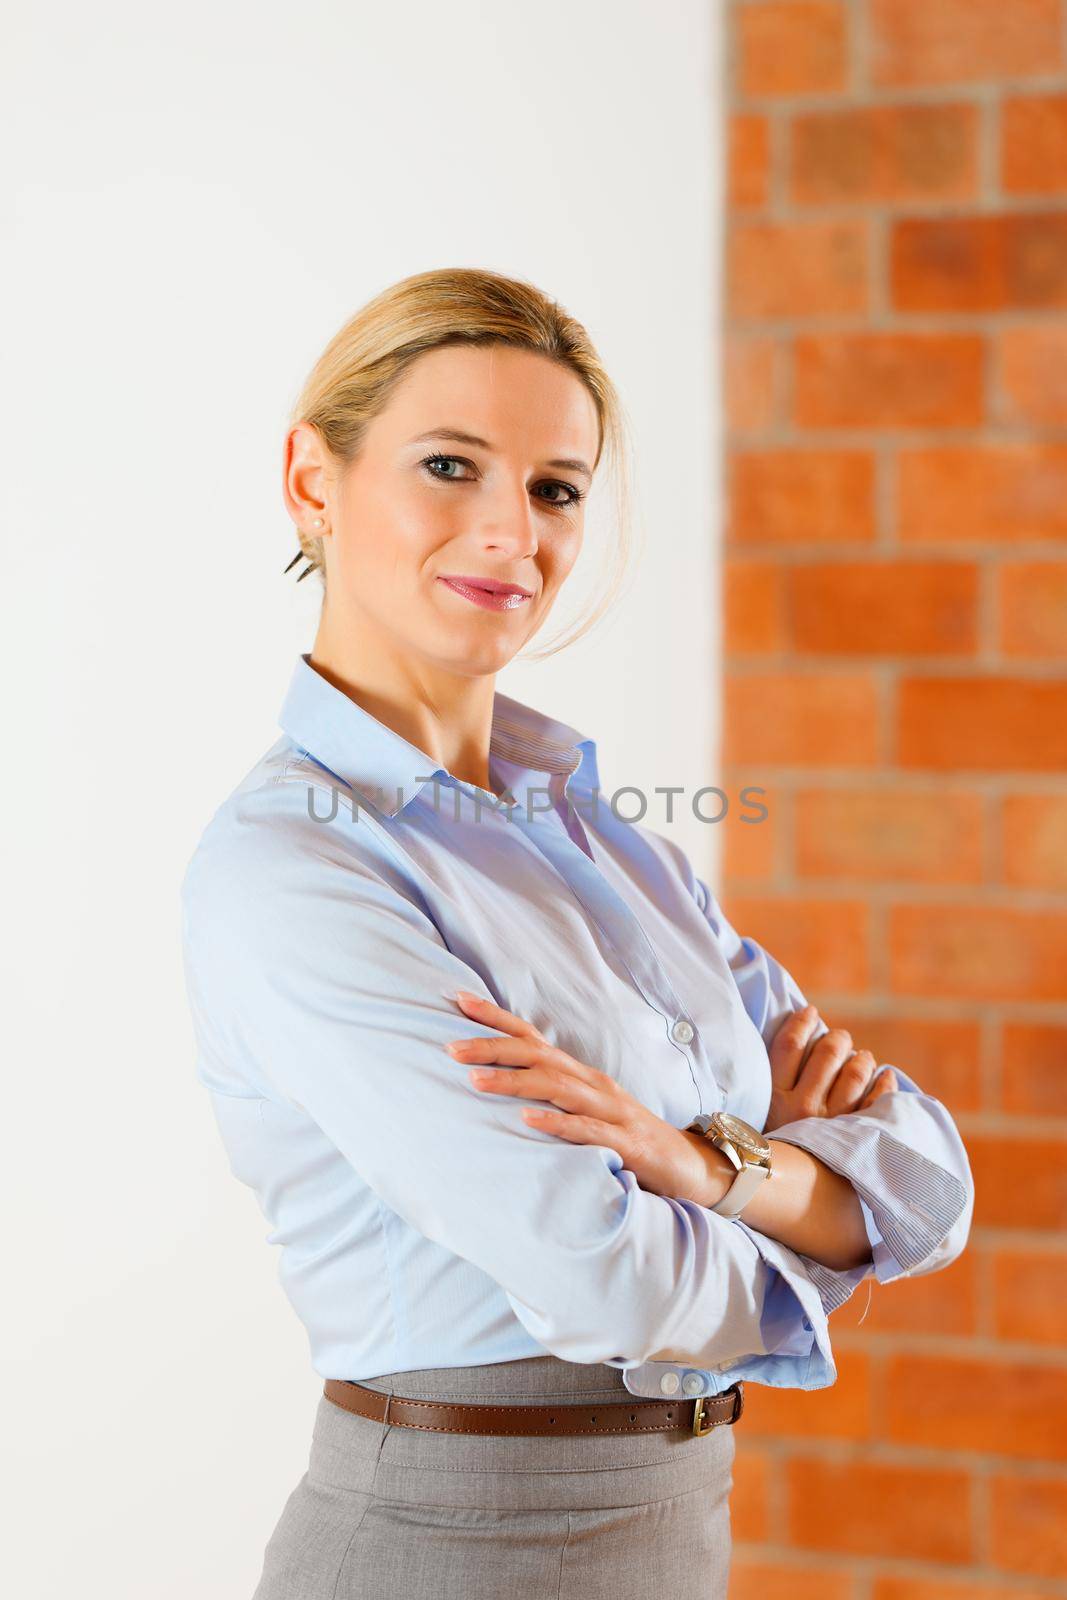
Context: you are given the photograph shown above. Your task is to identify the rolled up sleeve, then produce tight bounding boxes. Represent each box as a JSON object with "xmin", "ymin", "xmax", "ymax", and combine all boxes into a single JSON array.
[
  {"xmin": 609, "ymin": 1217, "xmax": 847, "ymax": 1392},
  {"xmin": 181, "ymin": 812, "xmax": 842, "ymax": 1374},
  {"xmin": 770, "ymin": 1072, "xmax": 974, "ymax": 1293},
  {"xmin": 692, "ymin": 875, "xmax": 974, "ymax": 1314}
]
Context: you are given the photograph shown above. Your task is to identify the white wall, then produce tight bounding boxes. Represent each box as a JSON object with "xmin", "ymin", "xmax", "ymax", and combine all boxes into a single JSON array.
[{"xmin": 3, "ymin": 3, "xmax": 723, "ymax": 1594}]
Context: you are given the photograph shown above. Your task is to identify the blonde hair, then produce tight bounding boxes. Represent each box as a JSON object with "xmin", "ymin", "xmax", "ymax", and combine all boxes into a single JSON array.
[{"xmin": 287, "ymin": 266, "xmax": 636, "ymax": 661}]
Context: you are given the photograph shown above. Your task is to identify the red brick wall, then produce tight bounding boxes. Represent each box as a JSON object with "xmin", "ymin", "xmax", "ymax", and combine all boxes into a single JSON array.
[{"xmin": 720, "ymin": 3, "xmax": 1067, "ymax": 1594}]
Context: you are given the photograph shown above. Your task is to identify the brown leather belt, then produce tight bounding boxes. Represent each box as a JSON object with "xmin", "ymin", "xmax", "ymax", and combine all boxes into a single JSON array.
[{"xmin": 323, "ymin": 1377, "xmax": 744, "ymax": 1437}]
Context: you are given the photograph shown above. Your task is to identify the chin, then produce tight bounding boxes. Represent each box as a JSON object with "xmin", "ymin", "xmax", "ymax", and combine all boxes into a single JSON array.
[
  {"xmin": 460, "ymin": 648, "xmax": 520, "ymax": 677},
  {"xmin": 438, "ymin": 638, "xmax": 522, "ymax": 677}
]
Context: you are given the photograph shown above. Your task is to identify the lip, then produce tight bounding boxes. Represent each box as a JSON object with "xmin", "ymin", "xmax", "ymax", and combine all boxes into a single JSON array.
[{"xmin": 436, "ymin": 574, "xmax": 534, "ymax": 612}]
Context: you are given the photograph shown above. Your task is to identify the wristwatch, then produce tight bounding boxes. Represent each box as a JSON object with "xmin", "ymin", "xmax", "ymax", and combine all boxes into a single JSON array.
[{"xmin": 684, "ymin": 1111, "xmax": 773, "ymax": 1218}]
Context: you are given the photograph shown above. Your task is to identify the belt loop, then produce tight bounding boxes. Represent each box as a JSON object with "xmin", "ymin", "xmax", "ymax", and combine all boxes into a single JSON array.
[
  {"xmin": 730, "ymin": 1382, "xmax": 745, "ymax": 1424},
  {"xmin": 382, "ymin": 1392, "xmax": 392, "ymax": 1424}
]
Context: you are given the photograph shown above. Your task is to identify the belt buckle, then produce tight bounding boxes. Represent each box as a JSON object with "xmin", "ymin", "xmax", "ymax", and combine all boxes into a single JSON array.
[{"xmin": 692, "ymin": 1382, "xmax": 744, "ymax": 1436}]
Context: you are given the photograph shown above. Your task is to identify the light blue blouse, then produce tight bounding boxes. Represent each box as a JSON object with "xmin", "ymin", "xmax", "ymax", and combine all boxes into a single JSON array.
[{"xmin": 180, "ymin": 653, "xmax": 974, "ymax": 1402}]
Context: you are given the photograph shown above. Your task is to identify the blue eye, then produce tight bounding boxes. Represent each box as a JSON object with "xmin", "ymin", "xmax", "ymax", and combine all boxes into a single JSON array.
[
  {"xmin": 422, "ymin": 453, "xmax": 466, "ymax": 481},
  {"xmin": 419, "ymin": 453, "xmax": 585, "ymax": 507}
]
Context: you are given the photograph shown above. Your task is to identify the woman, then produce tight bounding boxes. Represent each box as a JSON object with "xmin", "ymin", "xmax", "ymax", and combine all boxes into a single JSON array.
[{"xmin": 180, "ymin": 267, "xmax": 974, "ymax": 1599}]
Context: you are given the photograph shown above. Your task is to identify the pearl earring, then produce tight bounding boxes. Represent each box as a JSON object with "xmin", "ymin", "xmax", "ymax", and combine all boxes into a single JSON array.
[{"xmin": 313, "ymin": 517, "xmax": 324, "ymax": 529}]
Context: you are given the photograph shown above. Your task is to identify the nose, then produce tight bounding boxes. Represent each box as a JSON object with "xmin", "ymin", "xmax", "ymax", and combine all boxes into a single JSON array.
[{"xmin": 477, "ymin": 482, "xmax": 540, "ymax": 559}]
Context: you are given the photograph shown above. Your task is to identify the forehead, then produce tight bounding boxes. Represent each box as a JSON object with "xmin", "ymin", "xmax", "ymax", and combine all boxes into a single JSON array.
[{"xmin": 377, "ymin": 343, "xmax": 600, "ymax": 455}]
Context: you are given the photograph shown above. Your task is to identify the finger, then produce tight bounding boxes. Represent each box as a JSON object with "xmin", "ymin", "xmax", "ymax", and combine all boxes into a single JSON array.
[
  {"xmin": 858, "ymin": 1067, "xmax": 898, "ymax": 1108},
  {"xmin": 768, "ymin": 1003, "xmax": 824, "ymax": 1090},
  {"xmin": 447, "ymin": 1035, "xmax": 601, "ymax": 1089},
  {"xmin": 479, "ymin": 1069, "xmax": 617, "ymax": 1121},
  {"xmin": 824, "ymin": 1048, "xmax": 878, "ymax": 1116},
  {"xmin": 460, "ymin": 1059, "xmax": 615, "ymax": 1118},
  {"xmin": 453, "ymin": 991, "xmax": 543, "ymax": 1041},
  {"xmin": 793, "ymin": 1027, "xmax": 857, "ymax": 1112},
  {"xmin": 446, "ymin": 1034, "xmax": 541, "ymax": 1065},
  {"xmin": 521, "ymin": 1107, "xmax": 623, "ymax": 1149}
]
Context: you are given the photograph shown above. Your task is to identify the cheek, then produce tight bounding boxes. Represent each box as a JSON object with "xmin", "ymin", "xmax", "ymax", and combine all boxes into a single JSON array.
[
  {"xmin": 542, "ymin": 528, "xmax": 583, "ymax": 586},
  {"xmin": 338, "ymin": 497, "xmax": 445, "ymax": 588},
  {"xmin": 394, "ymin": 487, "xmax": 462, "ymax": 568}
]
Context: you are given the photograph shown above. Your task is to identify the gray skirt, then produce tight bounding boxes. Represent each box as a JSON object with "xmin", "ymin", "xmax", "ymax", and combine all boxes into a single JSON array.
[{"xmin": 252, "ymin": 1354, "xmax": 735, "ymax": 1599}]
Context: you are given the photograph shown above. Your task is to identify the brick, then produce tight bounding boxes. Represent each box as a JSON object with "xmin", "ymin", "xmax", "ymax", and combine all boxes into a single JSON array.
[
  {"xmin": 900, "ymin": 442, "xmax": 1067, "ymax": 545},
  {"xmin": 884, "ymin": 1351, "xmax": 1067, "ymax": 1462},
  {"xmin": 794, "ymin": 786, "xmax": 983, "ymax": 883},
  {"xmin": 1002, "ymin": 792, "xmax": 1067, "ymax": 891},
  {"xmin": 1002, "ymin": 1021, "xmax": 1067, "ymax": 1114},
  {"xmin": 869, "ymin": 0, "xmax": 1064, "ymax": 88},
  {"xmin": 821, "ymin": 1011, "xmax": 981, "ymax": 1109},
  {"xmin": 730, "ymin": 113, "xmax": 771, "ymax": 210},
  {"xmin": 832, "ymin": 1247, "xmax": 977, "ymax": 1335},
  {"xmin": 722, "ymin": 893, "xmax": 870, "ymax": 994},
  {"xmin": 729, "ymin": 218, "xmax": 869, "ymax": 318},
  {"xmin": 794, "ymin": 333, "xmax": 984, "ymax": 428},
  {"xmin": 725, "ymin": 671, "xmax": 881, "ymax": 766},
  {"xmin": 1002, "ymin": 94, "xmax": 1067, "ymax": 196},
  {"xmin": 724, "ymin": 335, "xmax": 778, "ymax": 434},
  {"xmin": 720, "ymin": 3, "xmax": 1067, "ymax": 1575},
  {"xmin": 990, "ymin": 1471, "xmax": 1067, "ymax": 1578},
  {"xmin": 721, "ymin": 783, "xmax": 780, "ymax": 883},
  {"xmin": 966, "ymin": 1133, "xmax": 1067, "ymax": 1229},
  {"xmin": 897, "ymin": 677, "xmax": 1067, "ymax": 772},
  {"xmin": 725, "ymin": 558, "xmax": 788, "ymax": 654},
  {"xmin": 999, "ymin": 323, "xmax": 1067, "ymax": 426},
  {"xmin": 791, "ymin": 101, "xmax": 979, "ymax": 205},
  {"xmin": 740, "ymin": 1347, "xmax": 872, "ymax": 1440},
  {"xmin": 874, "ymin": 1578, "xmax": 1053, "ymax": 1600},
  {"xmin": 785, "ymin": 1454, "xmax": 972, "ymax": 1562},
  {"xmin": 730, "ymin": 1563, "xmax": 852, "ymax": 1600},
  {"xmin": 737, "ymin": 1, "xmax": 849, "ymax": 98},
  {"xmin": 730, "ymin": 1445, "xmax": 769, "ymax": 1542},
  {"xmin": 889, "ymin": 902, "xmax": 1067, "ymax": 1002},
  {"xmin": 891, "ymin": 213, "xmax": 1067, "ymax": 312},
  {"xmin": 789, "ymin": 561, "xmax": 978, "ymax": 656},
  {"xmin": 998, "ymin": 562, "xmax": 1067, "ymax": 658},
  {"xmin": 728, "ymin": 449, "xmax": 876, "ymax": 545},
  {"xmin": 993, "ymin": 1245, "xmax": 1067, "ymax": 1346}
]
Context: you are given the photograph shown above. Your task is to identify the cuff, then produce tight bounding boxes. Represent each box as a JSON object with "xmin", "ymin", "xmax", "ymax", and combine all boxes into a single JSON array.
[
  {"xmin": 732, "ymin": 1217, "xmax": 837, "ymax": 1370},
  {"xmin": 768, "ymin": 1114, "xmax": 970, "ymax": 1286}
]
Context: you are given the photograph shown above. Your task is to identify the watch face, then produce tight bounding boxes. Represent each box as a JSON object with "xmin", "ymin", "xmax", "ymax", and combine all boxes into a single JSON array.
[{"xmin": 712, "ymin": 1111, "xmax": 772, "ymax": 1162}]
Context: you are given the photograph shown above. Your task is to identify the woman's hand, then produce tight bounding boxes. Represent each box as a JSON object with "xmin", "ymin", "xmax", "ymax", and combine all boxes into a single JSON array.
[
  {"xmin": 764, "ymin": 1002, "xmax": 898, "ymax": 1134},
  {"xmin": 445, "ymin": 991, "xmax": 710, "ymax": 1203}
]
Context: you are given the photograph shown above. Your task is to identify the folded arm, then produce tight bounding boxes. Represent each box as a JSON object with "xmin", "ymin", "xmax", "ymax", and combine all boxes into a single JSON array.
[
  {"xmin": 683, "ymin": 1128, "xmax": 879, "ymax": 1272},
  {"xmin": 181, "ymin": 810, "xmax": 843, "ymax": 1376},
  {"xmin": 692, "ymin": 873, "xmax": 975, "ymax": 1316}
]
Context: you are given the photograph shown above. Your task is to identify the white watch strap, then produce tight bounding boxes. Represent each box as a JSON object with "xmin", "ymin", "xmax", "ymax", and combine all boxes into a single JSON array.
[{"xmin": 710, "ymin": 1158, "xmax": 770, "ymax": 1218}]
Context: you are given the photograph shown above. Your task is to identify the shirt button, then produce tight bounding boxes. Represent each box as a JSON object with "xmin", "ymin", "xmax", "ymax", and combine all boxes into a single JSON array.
[
  {"xmin": 681, "ymin": 1372, "xmax": 704, "ymax": 1396},
  {"xmin": 659, "ymin": 1372, "xmax": 680, "ymax": 1395},
  {"xmin": 671, "ymin": 1018, "xmax": 695, "ymax": 1045}
]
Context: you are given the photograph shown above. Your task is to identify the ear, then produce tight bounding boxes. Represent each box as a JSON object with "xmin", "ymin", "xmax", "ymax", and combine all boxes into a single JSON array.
[{"xmin": 282, "ymin": 421, "xmax": 331, "ymax": 534}]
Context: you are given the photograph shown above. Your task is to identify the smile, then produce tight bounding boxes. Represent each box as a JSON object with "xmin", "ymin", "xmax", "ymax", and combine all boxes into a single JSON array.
[{"xmin": 436, "ymin": 576, "xmax": 533, "ymax": 612}]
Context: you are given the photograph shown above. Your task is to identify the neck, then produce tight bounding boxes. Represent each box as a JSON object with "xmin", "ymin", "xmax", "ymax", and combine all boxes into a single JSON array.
[{"xmin": 310, "ymin": 607, "xmax": 501, "ymax": 795}]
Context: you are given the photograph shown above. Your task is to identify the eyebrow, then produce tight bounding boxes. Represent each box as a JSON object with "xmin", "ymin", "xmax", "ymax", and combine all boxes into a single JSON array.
[{"xmin": 408, "ymin": 428, "xmax": 593, "ymax": 481}]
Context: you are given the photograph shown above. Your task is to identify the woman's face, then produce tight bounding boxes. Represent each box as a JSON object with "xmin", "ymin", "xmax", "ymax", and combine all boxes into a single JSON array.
[{"xmin": 288, "ymin": 342, "xmax": 601, "ymax": 679}]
